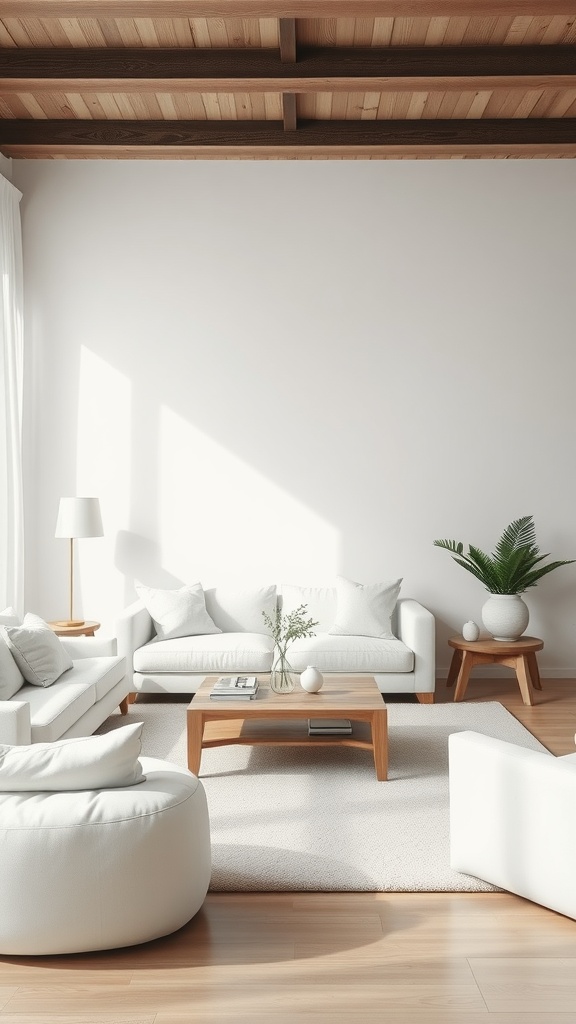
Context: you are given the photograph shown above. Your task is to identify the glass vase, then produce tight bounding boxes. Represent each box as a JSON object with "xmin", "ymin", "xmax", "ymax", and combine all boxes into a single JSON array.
[{"xmin": 270, "ymin": 652, "xmax": 296, "ymax": 693}]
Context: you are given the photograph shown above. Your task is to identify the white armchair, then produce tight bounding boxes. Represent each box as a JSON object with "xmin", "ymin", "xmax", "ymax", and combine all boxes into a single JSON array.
[{"xmin": 449, "ymin": 731, "xmax": 576, "ymax": 921}]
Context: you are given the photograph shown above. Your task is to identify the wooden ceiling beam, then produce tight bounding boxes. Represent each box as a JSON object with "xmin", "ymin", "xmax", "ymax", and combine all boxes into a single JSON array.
[
  {"xmin": 279, "ymin": 20, "xmax": 297, "ymax": 64},
  {"xmin": 279, "ymin": 19, "xmax": 298, "ymax": 132},
  {"xmin": 2, "ymin": 46, "xmax": 575, "ymax": 95},
  {"xmin": 2, "ymin": 118, "xmax": 576, "ymax": 153},
  {"xmin": 282, "ymin": 94, "xmax": 298, "ymax": 130},
  {"xmin": 2, "ymin": 0, "xmax": 575, "ymax": 16}
]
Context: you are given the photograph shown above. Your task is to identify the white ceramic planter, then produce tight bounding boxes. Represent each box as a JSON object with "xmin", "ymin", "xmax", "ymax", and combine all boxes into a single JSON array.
[{"xmin": 481, "ymin": 594, "xmax": 529, "ymax": 642}]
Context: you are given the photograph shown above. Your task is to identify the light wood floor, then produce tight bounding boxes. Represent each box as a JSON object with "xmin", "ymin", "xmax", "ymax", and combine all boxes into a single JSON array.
[{"xmin": 1, "ymin": 676, "xmax": 575, "ymax": 1023}]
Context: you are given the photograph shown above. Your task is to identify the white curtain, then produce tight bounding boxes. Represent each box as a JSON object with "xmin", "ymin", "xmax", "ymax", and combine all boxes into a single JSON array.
[{"xmin": 0, "ymin": 174, "xmax": 24, "ymax": 617}]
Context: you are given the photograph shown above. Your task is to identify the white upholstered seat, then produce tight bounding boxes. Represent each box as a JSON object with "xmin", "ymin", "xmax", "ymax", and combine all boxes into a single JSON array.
[
  {"xmin": 0, "ymin": 756, "xmax": 211, "ymax": 954},
  {"xmin": 449, "ymin": 731, "xmax": 576, "ymax": 921}
]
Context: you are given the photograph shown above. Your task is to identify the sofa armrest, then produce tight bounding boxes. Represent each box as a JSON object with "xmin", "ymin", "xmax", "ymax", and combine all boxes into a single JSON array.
[
  {"xmin": 396, "ymin": 599, "xmax": 435, "ymax": 693},
  {"xmin": 449, "ymin": 731, "xmax": 576, "ymax": 920},
  {"xmin": 60, "ymin": 636, "xmax": 117, "ymax": 659},
  {"xmin": 115, "ymin": 600, "xmax": 155, "ymax": 672},
  {"xmin": 0, "ymin": 701, "xmax": 31, "ymax": 745}
]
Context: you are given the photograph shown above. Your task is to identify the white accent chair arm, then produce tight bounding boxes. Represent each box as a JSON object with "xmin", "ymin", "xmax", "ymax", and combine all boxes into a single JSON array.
[
  {"xmin": 449, "ymin": 731, "xmax": 576, "ymax": 921},
  {"xmin": 115, "ymin": 600, "xmax": 155, "ymax": 674},
  {"xmin": 60, "ymin": 636, "xmax": 117, "ymax": 659},
  {"xmin": 396, "ymin": 599, "xmax": 436, "ymax": 693},
  {"xmin": 0, "ymin": 701, "xmax": 31, "ymax": 745}
]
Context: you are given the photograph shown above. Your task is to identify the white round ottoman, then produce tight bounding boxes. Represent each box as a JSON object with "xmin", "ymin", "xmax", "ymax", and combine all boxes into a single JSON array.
[{"xmin": 0, "ymin": 756, "xmax": 211, "ymax": 955}]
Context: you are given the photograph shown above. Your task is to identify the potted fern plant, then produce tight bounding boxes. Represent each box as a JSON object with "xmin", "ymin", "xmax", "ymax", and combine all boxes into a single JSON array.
[{"xmin": 434, "ymin": 516, "xmax": 574, "ymax": 641}]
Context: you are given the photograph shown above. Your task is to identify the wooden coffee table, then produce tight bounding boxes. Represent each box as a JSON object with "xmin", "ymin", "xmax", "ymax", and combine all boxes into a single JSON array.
[{"xmin": 187, "ymin": 675, "xmax": 388, "ymax": 781}]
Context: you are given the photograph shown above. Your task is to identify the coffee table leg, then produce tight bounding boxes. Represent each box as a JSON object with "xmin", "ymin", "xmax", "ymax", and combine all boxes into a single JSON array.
[
  {"xmin": 187, "ymin": 712, "xmax": 204, "ymax": 775},
  {"xmin": 371, "ymin": 709, "xmax": 388, "ymax": 781}
]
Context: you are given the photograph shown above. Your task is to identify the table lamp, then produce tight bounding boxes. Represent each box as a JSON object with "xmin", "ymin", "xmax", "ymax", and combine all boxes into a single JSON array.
[{"xmin": 54, "ymin": 497, "xmax": 103, "ymax": 626}]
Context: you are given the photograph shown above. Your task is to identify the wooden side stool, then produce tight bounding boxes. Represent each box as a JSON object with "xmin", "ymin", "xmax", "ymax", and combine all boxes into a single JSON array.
[
  {"xmin": 48, "ymin": 620, "xmax": 100, "ymax": 638},
  {"xmin": 447, "ymin": 635, "xmax": 543, "ymax": 706}
]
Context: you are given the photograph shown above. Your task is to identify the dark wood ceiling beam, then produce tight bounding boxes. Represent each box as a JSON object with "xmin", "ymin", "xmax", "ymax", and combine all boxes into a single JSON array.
[
  {"xmin": 2, "ymin": 118, "xmax": 576, "ymax": 153},
  {"xmin": 279, "ymin": 20, "xmax": 297, "ymax": 64},
  {"xmin": 2, "ymin": 46, "xmax": 575, "ymax": 94},
  {"xmin": 282, "ymin": 94, "xmax": 298, "ymax": 130},
  {"xmin": 2, "ymin": 0, "xmax": 575, "ymax": 17},
  {"xmin": 279, "ymin": 19, "xmax": 297, "ymax": 132}
]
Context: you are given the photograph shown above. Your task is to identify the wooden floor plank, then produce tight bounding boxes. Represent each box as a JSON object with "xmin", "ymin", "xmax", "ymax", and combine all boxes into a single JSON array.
[{"xmin": 469, "ymin": 957, "xmax": 576, "ymax": 1013}]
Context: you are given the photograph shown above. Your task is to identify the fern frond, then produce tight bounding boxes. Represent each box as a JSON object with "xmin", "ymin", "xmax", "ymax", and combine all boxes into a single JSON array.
[
  {"xmin": 493, "ymin": 516, "xmax": 535, "ymax": 564},
  {"xmin": 433, "ymin": 539, "xmax": 464, "ymax": 555},
  {"xmin": 466, "ymin": 546, "xmax": 503, "ymax": 592},
  {"xmin": 515, "ymin": 559, "xmax": 576, "ymax": 591}
]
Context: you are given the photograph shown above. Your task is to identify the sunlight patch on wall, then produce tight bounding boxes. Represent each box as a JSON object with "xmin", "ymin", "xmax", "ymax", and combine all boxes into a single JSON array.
[
  {"xmin": 159, "ymin": 407, "xmax": 339, "ymax": 585},
  {"xmin": 75, "ymin": 347, "xmax": 131, "ymax": 626}
]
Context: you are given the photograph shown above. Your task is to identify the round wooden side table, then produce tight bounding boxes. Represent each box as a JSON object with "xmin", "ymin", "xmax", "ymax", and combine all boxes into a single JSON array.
[
  {"xmin": 48, "ymin": 620, "xmax": 101, "ymax": 638},
  {"xmin": 446, "ymin": 635, "xmax": 543, "ymax": 706}
]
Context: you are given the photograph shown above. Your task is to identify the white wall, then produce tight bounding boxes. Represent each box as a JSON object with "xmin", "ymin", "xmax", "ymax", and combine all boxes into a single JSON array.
[{"xmin": 12, "ymin": 158, "xmax": 576, "ymax": 674}]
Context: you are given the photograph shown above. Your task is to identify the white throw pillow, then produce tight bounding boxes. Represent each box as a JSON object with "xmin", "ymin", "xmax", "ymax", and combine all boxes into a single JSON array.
[
  {"xmin": 280, "ymin": 585, "xmax": 338, "ymax": 633},
  {"xmin": 0, "ymin": 614, "xmax": 73, "ymax": 687},
  {"xmin": 0, "ymin": 722, "xmax": 145, "ymax": 791},
  {"xmin": 328, "ymin": 576, "xmax": 402, "ymax": 639},
  {"xmin": 204, "ymin": 585, "xmax": 277, "ymax": 634},
  {"xmin": 135, "ymin": 581, "xmax": 221, "ymax": 640},
  {"xmin": 0, "ymin": 635, "xmax": 25, "ymax": 700},
  {"xmin": 0, "ymin": 607, "xmax": 20, "ymax": 626}
]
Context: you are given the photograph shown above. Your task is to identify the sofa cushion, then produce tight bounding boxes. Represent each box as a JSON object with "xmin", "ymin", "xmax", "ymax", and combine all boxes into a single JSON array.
[
  {"xmin": 288, "ymin": 634, "xmax": 414, "ymax": 674},
  {"xmin": 204, "ymin": 585, "xmax": 277, "ymax": 634},
  {"xmin": 280, "ymin": 585, "xmax": 337, "ymax": 633},
  {"xmin": 18, "ymin": 675, "xmax": 97, "ymax": 744},
  {"xmin": 329, "ymin": 576, "xmax": 401, "ymax": 640},
  {"xmin": 135, "ymin": 581, "xmax": 221, "ymax": 640},
  {"xmin": 133, "ymin": 632, "xmax": 275, "ymax": 674},
  {"xmin": 1, "ymin": 614, "xmax": 73, "ymax": 687},
  {"xmin": 67, "ymin": 655, "xmax": 126, "ymax": 702},
  {"xmin": 0, "ymin": 635, "xmax": 24, "ymax": 701},
  {"xmin": 0, "ymin": 722, "xmax": 145, "ymax": 792}
]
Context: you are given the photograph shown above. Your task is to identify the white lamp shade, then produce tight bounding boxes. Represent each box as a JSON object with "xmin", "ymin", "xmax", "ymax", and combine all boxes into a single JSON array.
[{"xmin": 55, "ymin": 497, "xmax": 104, "ymax": 539}]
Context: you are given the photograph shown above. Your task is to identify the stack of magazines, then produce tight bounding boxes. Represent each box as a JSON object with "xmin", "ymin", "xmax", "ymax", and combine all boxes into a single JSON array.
[
  {"xmin": 210, "ymin": 676, "xmax": 259, "ymax": 700},
  {"xmin": 308, "ymin": 718, "xmax": 352, "ymax": 735}
]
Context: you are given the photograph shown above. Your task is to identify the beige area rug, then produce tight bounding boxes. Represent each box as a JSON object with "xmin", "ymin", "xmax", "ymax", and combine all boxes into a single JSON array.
[{"xmin": 98, "ymin": 699, "xmax": 547, "ymax": 893}]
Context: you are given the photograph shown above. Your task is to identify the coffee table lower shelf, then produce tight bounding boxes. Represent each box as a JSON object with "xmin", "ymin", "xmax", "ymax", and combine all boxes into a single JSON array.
[{"xmin": 186, "ymin": 675, "xmax": 387, "ymax": 778}]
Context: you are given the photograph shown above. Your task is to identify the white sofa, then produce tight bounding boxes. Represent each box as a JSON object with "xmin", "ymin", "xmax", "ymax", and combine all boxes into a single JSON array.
[
  {"xmin": 116, "ymin": 584, "xmax": 436, "ymax": 701},
  {"xmin": 449, "ymin": 731, "xmax": 576, "ymax": 921},
  {"xmin": 0, "ymin": 635, "xmax": 129, "ymax": 745}
]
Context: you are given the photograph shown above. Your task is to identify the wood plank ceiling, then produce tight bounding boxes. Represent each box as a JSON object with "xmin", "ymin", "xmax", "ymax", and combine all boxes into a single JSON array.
[{"xmin": 1, "ymin": 1, "xmax": 576, "ymax": 159}]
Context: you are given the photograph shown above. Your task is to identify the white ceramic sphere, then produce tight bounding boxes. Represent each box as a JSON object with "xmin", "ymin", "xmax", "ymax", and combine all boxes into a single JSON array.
[
  {"xmin": 462, "ymin": 620, "xmax": 480, "ymax": 642},
  {"xmin": 300, "ymin": 666, "xmax": 324, "ymax": 692}
]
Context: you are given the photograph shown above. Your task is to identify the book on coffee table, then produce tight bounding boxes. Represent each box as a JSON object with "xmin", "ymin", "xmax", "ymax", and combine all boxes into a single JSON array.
[
  {"xmin": 210, "ymin": 676, "xmax": 259, "ymax": 700},
  {"xmin": 308, "ymin": 719, "xmax": 352, "ymax": 735}
]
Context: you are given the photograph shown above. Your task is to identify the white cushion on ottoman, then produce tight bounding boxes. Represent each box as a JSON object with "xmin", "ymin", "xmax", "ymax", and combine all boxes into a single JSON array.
[{"xmin": 0, "ymin": 756, "xmax": 211, "ymax": 954}]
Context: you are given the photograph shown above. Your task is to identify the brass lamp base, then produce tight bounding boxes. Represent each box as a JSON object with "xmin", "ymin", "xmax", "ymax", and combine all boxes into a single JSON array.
[{"xmin": 53, "ymin": 619, "xmax": 86, "ymax": 628}]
